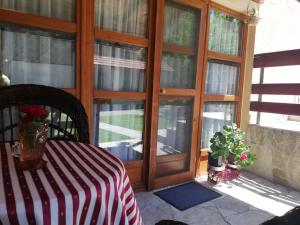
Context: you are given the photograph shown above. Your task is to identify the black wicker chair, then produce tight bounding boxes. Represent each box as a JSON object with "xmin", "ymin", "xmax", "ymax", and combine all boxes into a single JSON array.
[{"xmin": 0, "ymin": 84, "xmax": 89, "ymax": 143}]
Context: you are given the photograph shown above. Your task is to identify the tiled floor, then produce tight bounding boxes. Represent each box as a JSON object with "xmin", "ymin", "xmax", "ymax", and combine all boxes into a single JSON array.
[{"xmin": 136, "ymin": 171, "xmax": 300, "ymax": 225}]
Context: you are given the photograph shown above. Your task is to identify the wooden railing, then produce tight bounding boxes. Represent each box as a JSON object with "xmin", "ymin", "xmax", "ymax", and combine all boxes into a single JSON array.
[{"xmin": 250, "ymin": 49, "xmax": 300, "ymax": 119}]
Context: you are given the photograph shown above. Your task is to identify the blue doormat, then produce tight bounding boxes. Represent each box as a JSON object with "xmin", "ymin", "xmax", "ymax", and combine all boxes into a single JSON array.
[{"xmin": 154, "ymin": 182, "xmax": 222, "ymax": 211}]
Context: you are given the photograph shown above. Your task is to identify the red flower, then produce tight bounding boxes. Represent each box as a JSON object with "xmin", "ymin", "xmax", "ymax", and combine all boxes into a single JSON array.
[
  {"xmin": 240, "ymin": 153, "xmax": 248, "ymax": 161},
  {"xmin": 20, "ymin": 105, "xmax": 31, "ymax": 114},
  {"xmin": 20, "ymin": 105, "xmax": 48, "ymax": 122}
]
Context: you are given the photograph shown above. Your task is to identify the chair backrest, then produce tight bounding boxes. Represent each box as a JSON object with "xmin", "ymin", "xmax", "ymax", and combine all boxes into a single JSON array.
[{"xmin": 0, "ymin": 84, "xmax": 89, "ymax": 143}]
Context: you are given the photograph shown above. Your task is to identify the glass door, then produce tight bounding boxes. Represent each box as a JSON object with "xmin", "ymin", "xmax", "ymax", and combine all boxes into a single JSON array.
[{"xmin": 149, "ymin": 0, "xmax": 207, "ymax": 188}]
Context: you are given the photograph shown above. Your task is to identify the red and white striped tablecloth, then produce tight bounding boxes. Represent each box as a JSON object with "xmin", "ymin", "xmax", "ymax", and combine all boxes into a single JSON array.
[{"xmin": 0, "ymin": 140, "xmax": 143, "ymax": 225}]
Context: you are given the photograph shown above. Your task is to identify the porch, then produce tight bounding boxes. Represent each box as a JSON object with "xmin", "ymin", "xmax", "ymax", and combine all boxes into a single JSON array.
[
  {"xmin": 1, "ymin": 0, "xmax": 300, "ymax": 224},
  {"xmin": 137, "ymin": 171, "xmax": 300, "ymax": 225}
]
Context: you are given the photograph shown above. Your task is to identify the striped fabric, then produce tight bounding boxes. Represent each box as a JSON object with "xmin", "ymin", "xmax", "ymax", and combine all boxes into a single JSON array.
[{"xmin": 0, "ymin": 140, "xmax": 143, "ymax": 225}]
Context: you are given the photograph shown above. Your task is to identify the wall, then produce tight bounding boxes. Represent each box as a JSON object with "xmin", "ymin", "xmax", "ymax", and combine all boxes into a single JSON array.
[
  {"xmin": 243, "ymin": 0, "xmax": 300, "ymax": 191},
  {"xmin": 247, "ymin": 124, "xmax": 300, "ymax": 191},
  {"xmin": 212, "ymin": 0, "xmax": 259, "ymax": 14}
]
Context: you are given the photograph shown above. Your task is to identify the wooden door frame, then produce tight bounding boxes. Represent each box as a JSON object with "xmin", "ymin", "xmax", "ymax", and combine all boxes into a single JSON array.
[{"xmin": 148, "ymin": 0, "xmax": 208, "ymax": 190}]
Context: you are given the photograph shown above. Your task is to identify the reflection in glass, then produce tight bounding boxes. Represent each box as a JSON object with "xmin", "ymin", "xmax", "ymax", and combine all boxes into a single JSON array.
[
  {"xmin": 163, "ymin": 1, "xmax": 199, "ymax": 47},
  {"xmin": 156, "ymin": 99, "xmax": 193, "ymax": 176},
  {"xmin": 205, "ymin": 60, "xmax": 239, "ymax": 95},
  {"xmin": 0, "ymin": 0, "xmax": 75, "ymax": 21},
  {"xmin": 201, "ymin": 102, "xmax": 236, "ymax": 148},
  {"xmin": 208, "ymin": 10, "xmax": 242, "ymax": 56},
  {"xmin": 94, "ymin": 0, "xmax": 148, "ymax": 37},
  {"xmin": 0, "ymin": 25, "xmax": 75, "ymax": 88},
  {"xmin": 94, "ymin": 41, "xmax": 146, "ymax": 92},
  {"xmin": 93, "ymin": 100, "xmax": 144, "ymax": 162},
  {"xmin": 160, "ymin": 53, "xmax": 196, "ymax": 88}
]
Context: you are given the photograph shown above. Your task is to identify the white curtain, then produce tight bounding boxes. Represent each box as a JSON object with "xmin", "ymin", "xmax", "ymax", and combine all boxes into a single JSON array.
[
  {"xmin": 201, "ymin": 102, "xmax": 236, "ymax": 148},
  {"xmin": 208, "ymin": 10, "xmax": 242, "ymax": 56},
  {"xmin": 160, "ymin": 2, "xmax": 198, "ymax": 89},
  {"xmin": 0, "ymin": 0, "xmax": 74, "ymax": 21},
  {"xmin": 163, "ymin": 1, "xmax": 198, "ymax": 47},
  {"xmin": 0, "ymin": 26, "xmax": 75, "ymax": 88},
  {"xmin": 205, "ymin": 60, "xmax": 239, "ymax": 95},
  {"xmin": 94, "ymin": 41, "xmax": 145, "ymax": 92},
  {"xmin": 160, "ymin": 53, "xmax": 196, "ymax": 89},
  {"xmin": 94, "ymin": 0, "xmax": 148, "ymax": 37}
]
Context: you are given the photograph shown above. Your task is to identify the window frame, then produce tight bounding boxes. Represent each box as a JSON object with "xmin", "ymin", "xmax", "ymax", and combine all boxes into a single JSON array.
[
  {"xmin": 196, "ymin": 2, "xmax": 248, "ymax": 176},
  {"xmin": 0, "ymin": 4, "xmax": 79, "ymax": 97}
]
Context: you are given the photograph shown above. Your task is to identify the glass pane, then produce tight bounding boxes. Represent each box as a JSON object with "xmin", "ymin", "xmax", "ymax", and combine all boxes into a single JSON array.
[
  {"xmin": 208, "ymin": 10, "xmax": 242, "ymax": 56},
  {"xmin": 93, "ymin": 100, "xmax": 144, "ymax": 162},
  {"xmin": 160, "ymin": 52, "xmax": 196, "ymax": 88},
  {"xmin": 205, "ymin": 59, "xmax": 240, "ymax": 95},
  {"xmin": 157, "ymin": 98, "xmax": 193, "ymax": 176},
  {"xmin": 94, "ymin": 41, "xmax": 146, "ymax": 92},
  {"xmin": 0, "ymin": 25, "xmax": 75, "ymax": 88},
  {"xmin": 0, "ymin": 0, "xmax": 75, "ymax": 21},
  {"xmin": 163, "ymin": 1, "xmax": 199, "ymax": 47},
  {"xmin": 201, "ymin": 102, "xmax": 236, "ymax": 148},
  {"xmin": 94, "ymin": 0, "xmax": 148, "ymax": 38}
]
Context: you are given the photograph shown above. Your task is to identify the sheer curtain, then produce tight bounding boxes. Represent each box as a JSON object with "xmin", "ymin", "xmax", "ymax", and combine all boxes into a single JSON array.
[
  {"xmin": 163, "ymin": 1, "xmax": 198, "ymax": 47},
  {"xmin": 201, "ymin": 102, "xmax": 236, "ymax": 148},
  {"xmin": 94, "ymin": 0, "xmax": 148, "ymax": 37},
  {"xmin": 208, "ymin": 10, "xmax": 242, "ymax": 56},
  {"xmin": 94, "ymin": 41, "xmax": 145, "ymax": 92},
  {"xmin": 205, "ymin": 60, "xmax": 239, "ymax": 95},
  {"xmin": 93, "ymin": 100, "xmax": 144, "ymax": 162},
  {"xmin": 160, "ymin": 53, "xmax": 195, "ymax": 89},
  {"xmin": 0, "ymin": 0, "xmax": 75, "ymax": 21},
  {"xmin": 0, "ymin": 25, "xmax": 75, "ymax": 88},
  {"xmin": 160, "ymin": 1, "xmax": 199, "ymax": 89}
]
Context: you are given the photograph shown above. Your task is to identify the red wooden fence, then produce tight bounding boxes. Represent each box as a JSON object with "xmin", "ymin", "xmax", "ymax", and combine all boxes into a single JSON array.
[{"xmin": 250, "ymin": 49, "xmax": 300, "ymax": 117}]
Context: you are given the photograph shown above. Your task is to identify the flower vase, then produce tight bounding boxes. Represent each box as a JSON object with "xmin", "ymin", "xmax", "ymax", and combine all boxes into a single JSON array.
[{"xmin": 19, "ymin": 121, "xmax": 48, "ymax": 170}]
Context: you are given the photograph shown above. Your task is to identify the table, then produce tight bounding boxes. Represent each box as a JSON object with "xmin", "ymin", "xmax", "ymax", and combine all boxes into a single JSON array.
[{"xmin": 0, "ymin": 140, "xmax": 143, "ymax": 225}]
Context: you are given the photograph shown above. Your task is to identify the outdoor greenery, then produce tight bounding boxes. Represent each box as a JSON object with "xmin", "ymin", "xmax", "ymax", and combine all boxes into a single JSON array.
[
  {"xmin": 99, "ymin": 129, "xmax": 131, "ymax": 143},
  {"xmin": 210, "ymin": 124, "xmax": 257, "ymax": 169},
  {"xmin": 100, "ymin": 114, "xmax": 144, "ymax": 131}
]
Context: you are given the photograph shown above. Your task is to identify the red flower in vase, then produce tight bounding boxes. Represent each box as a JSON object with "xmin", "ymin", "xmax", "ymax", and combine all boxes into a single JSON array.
[{"xmin": 20, "ymin": 105, "xmax": 49, "ymax": 123}]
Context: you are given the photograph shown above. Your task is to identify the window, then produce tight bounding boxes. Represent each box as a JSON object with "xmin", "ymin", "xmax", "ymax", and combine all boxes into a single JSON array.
[
  {"xmin": 200, "ymin": 8, "xmax": 244, "ymax": 149},
  {"xmin": 0, "ymin": 1, "xmax": 248, "ymax": 188},
  {"xmin": 94, "ymin": 41, "xmax": 146, "ymax": 92},
  {"xmin": 0, "ymin": 25, "xmax": 75, "ymax": 88},
  {"xmin": 0, "ymin": 0, "xmax": 77, "ymax": 95},
  {"xmin": 93, "ymin": 0, "xmax": 149, "ymax": 161},
  {"xmin": 93, "ymin": 100, "xmax": 144, "ymax": 161},
  {"xmin": 0, "ymin": 0, "xmax": 75, "ymax": 21}
]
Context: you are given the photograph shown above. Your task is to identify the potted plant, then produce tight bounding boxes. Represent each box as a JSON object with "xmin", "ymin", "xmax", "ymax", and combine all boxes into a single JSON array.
[
  {"xmin": 209, "ymin": 131, "xmax": 229, "ymax": 171},
  {"xmin": 214, "ymin": 123, "xmax": 257, "ymax": 169}
]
